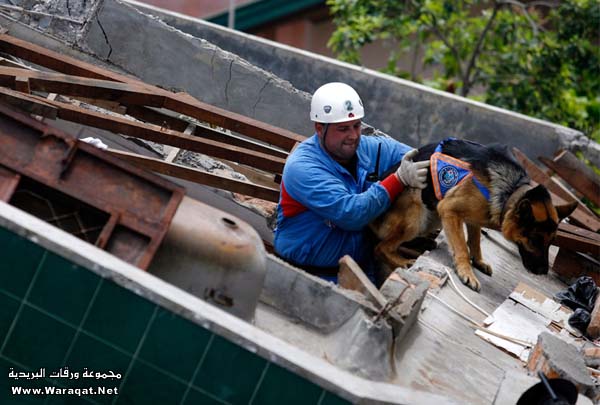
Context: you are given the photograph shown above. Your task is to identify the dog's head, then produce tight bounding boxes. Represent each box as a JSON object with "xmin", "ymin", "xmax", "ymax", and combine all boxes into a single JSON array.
[{"xmin": 502, "ymin": 185, "xmax": 577, "ymax": 274}]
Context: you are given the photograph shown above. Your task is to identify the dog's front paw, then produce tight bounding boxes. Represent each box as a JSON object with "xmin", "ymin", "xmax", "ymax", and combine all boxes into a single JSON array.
[
  {"xmin": 472, "ymin": 258, "xmax": 493, "ymax": 276},
  {"xmin": 456, "ymin": 265, "xmax": 481, "ymax": 292}
]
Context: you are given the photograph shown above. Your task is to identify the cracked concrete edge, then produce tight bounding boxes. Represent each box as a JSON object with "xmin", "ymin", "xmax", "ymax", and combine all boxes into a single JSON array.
[
  {"xmin": 262, "ymin": 253, "xmax": 382, "ymax": 334},
  {"xmin": 0, "ymin": 10, "xmax": 134, "ymax": 77}
]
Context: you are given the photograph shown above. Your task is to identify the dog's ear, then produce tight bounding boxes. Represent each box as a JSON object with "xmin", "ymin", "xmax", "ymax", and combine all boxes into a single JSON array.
[
  {"xmin": 516, "ymin": 198, "xmax": 533, "ymax": 224},
  {"xmin": 524, "ymin": 184, "xmax": 550, "ymax": 200},
  {"xmin": 555, "ymin": 201, "xmax": 577, "ymax": 221}
]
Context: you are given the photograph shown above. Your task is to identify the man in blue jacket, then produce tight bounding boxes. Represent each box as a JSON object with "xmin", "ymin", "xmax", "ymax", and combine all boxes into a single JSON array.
[{"xmin": 274, "ymin": 82, "xmax": 429, "ymax": 282}]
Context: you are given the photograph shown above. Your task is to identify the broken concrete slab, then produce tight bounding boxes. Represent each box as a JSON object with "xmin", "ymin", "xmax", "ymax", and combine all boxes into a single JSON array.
[
  {"xmin": 0, "ymin": 0, "xmax": 101, "ymax": 44},
  {"xmin": 329, "ymin": 309, "xmax": 395, "ymax": 382},
  {"xmin": 260, "ymin": 254, "xmax": 377, "ymax": 333},
  {"xmin": 405, "ymin": 250, "xmax": 451, "ymax": 290},
  {"xmin": 527, "ymin": 332, "xmax": 597, "ymax": 400},
  {"xmin": 379, "ymin": 269, "xmax": 429, "ymax": 345}
]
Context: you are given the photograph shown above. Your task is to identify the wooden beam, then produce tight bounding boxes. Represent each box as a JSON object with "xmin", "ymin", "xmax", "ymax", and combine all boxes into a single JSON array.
[
  {"xmin": 0, "ymin": 87, "xmax": 57, "ymax": 118},
  {"xmin": 513, "ymin": 147, "xmax": 577, "ymax": 202},
  {"xmin": 107, "ymin": 149, "xmax": 280, "ymax": 203},
  {"xmin": 513, "ymin": 147, "xmax": 600, "ymax": 232},
  {"xmin": 0, "ymin": 65, "xmax": 304, "ymax": 152},
  {"xmin": 124, "ymin": 105, "xmax": 288, "ymax": 159},
  {"xmin": 164, "ymin": 94, "xmax": 304, "ymax": 150},
  {"xmin": 588, "ymin": 291, "xmax": 600, "ymax": 339},
  {"xmin": 338, "ymin": 255, "xmax": 387, "ymax": 309},
  {"xmin": 0, "ymin": 33, "xmax": 137, "ymax": 82},
  {"xmin": 38, "ymin": 96, "xmax": 285, "ymax": 174},
  {"xmin": 0, "ymin": 34, "xmax": 306, "ymax": 151},
  {"xmin": 217, "ymin": 158, "xmax": 279, "ymax": 190},
  {"xmin": 74, "ymin": 97, "xmax": 127, "ymax": 114},
  {"xmin": 124, "ymin": 105, "xmax": 189, "ymax": 132},
  {"xmin": 559, "ymin": 222, "xmax": 600, "ymax": 243},
  {"xmin": 0, "ymin": 166, "xmax": 20, "ymax": 201},
  {"xmin": 540, "ymin": 150, "xmax": 600, "ymax": 207},
  {"xmin": 193, "ymin": 125, "xmax": 288, "ymax": 159},
  {"xmin": 14, "ymin": 76, "xmax": 30, "ymax": 93},
  {"xmin": 0, "ymin": 66, "xmax": 165, "ymax": 106},
  {"xmin": 554, "ymin": 230, "xmax": 600, "ymax": 257}
]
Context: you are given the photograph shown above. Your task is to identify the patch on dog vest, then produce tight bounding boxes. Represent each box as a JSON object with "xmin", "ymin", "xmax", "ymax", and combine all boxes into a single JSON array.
[{"xmin": 431, "ymin": 138, "xmax": 490, "ymax": 201}]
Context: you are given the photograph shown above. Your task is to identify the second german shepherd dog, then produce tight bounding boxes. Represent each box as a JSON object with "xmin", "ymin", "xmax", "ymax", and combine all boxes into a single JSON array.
[{"xmin": 370, "ymin": 138, "xmax": 577, "ymax": 291}]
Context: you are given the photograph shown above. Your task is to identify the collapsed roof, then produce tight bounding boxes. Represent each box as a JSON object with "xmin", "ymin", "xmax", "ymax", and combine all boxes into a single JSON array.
[{"xmin": 0, "ymin": 1, "xmax": 598, "ymax": 404}]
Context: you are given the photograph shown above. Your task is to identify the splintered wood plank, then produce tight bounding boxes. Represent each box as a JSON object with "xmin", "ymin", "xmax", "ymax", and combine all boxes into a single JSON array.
[
  {"xmin": 588, "ymin": 292, "xmax": 600, "ymax": 339},
  {"xmin": 0, "ymin": 86, "xmax": 57, "ymax": 118},
  {"xmin": 0, "ymin": 166, "xmax": 20, "ymax": 201},
  {"xmin": 0, "ymin": 66, "xmax": 165, "ymax": 106},
  {"xmin": 0, "ymin": 33, "xmax": 138, "ymax": 82},
  {"xmin": 108, "ymin": 149, "xmax": 280, "ymax": 203},
  {"xmin": 513, "ymin": 147, "xmax": 600, "ymax": 232},
  {"xmin": 559, "ymin": 222, "xmax": 600, "ymax": 243},
  {"xmin": 338, "ymin": 254, "xmax": 387, "ymax": 308},
  {"xmin": 554, "ymin": 230, "xmax": 600, "ymax": 257},
  {"xmin": 540, "ymin": 150, "xmax": 600, "ymax": 207},
  {"xmin": 164, "ymin": 94, "xmax": 304, "ymax": 150}
]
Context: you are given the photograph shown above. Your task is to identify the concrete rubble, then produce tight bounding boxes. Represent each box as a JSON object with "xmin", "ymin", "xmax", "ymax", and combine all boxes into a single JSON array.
[{"xmin": 527, "ymin": 332, "xmax": 599, "ymax": 401}]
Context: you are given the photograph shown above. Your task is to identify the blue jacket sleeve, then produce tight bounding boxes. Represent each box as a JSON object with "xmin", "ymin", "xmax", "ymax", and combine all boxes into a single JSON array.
[{"xmin": 284, "ymin": 162, "xmax": 390, "ymax": 231}]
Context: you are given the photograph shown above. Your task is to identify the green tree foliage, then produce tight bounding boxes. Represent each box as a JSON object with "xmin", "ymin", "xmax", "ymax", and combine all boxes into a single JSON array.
[{"xmin": 327, "ymin": 0, "xmax": 600, "ymax": 141}]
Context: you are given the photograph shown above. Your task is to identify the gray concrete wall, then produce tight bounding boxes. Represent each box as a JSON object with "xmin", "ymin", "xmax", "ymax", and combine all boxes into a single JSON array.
[{"xmin": 124, "ymin": 0, "xmax": 599, "ymax": 166}]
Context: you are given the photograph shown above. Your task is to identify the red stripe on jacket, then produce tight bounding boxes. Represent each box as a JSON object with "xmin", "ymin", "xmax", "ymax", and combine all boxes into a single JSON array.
[
  {"xmin": 280, "ymin": 181, "xmax": 308, "ymax": 218},
  {"xmin": 380, "ymin": 173, "xmax": 405, "ymax": 200}
]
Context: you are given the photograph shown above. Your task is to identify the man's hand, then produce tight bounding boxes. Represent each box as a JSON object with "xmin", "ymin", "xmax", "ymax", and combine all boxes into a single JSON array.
[{"xmin": 396, "ymin": 149, "xmax": 430, "ymax": 189}]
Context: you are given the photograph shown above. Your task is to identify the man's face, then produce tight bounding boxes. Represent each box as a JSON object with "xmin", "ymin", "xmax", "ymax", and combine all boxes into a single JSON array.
[{"xmin": 316, "ymin": 119, "xmax": 361, "ymax": 163}]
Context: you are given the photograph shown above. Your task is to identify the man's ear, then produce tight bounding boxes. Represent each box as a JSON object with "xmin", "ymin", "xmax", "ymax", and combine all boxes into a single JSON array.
[
  {"xmin": 315, "ymin": 122, "xmax": 324, "ymax": 137},
  {"xmin": 555, "ymin": 201, "xmax": 577, "ymax": 221}
]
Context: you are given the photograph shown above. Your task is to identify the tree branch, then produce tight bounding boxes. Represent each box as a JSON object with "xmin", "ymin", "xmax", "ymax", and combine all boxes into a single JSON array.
[
  {"xmin": 462, "ymin": 3, "xmax": 500, "ymax": 96},
  {"xmin": 423, "ymin": 11, "xmax": 467, "ymax": 83},
  {"xmin": 410, "ymin": 29, "xmax": 422, "ymax": 81},
  {"xmin": 498, "ymin": 0, "xmax": 540, "ymax": 36},
  {"xmin": 528, "ymin": 1, "xmax": 559, "ymax": 8}
]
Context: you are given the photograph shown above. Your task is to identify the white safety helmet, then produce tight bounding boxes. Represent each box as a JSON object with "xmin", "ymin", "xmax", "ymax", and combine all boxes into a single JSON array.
[{"xmin": 310, "ymin": 82, "xmax": 365, "ymax": 123}]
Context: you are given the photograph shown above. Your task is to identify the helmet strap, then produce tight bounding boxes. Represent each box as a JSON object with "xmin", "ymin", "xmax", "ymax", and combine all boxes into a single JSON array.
[{"xmin": 321, "ymin": 123, "xmax": 331, "ymax": 155}]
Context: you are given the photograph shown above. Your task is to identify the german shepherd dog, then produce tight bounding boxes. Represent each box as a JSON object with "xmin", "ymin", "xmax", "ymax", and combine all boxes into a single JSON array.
[{"xmin": 370, "ymin": 138, "xmax": 577, "ymax": 291}]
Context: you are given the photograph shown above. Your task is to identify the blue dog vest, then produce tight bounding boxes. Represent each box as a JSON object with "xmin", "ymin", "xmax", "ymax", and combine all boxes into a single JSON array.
[{"xmin": 431, "ymin": 138, "xmax": 490, "ymax": 201}]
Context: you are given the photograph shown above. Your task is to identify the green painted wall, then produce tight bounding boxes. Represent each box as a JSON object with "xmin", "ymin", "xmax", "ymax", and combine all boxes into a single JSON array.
[{"xmin": 0, "ymin": 226, "xmax": 349, "ymax": 404}]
